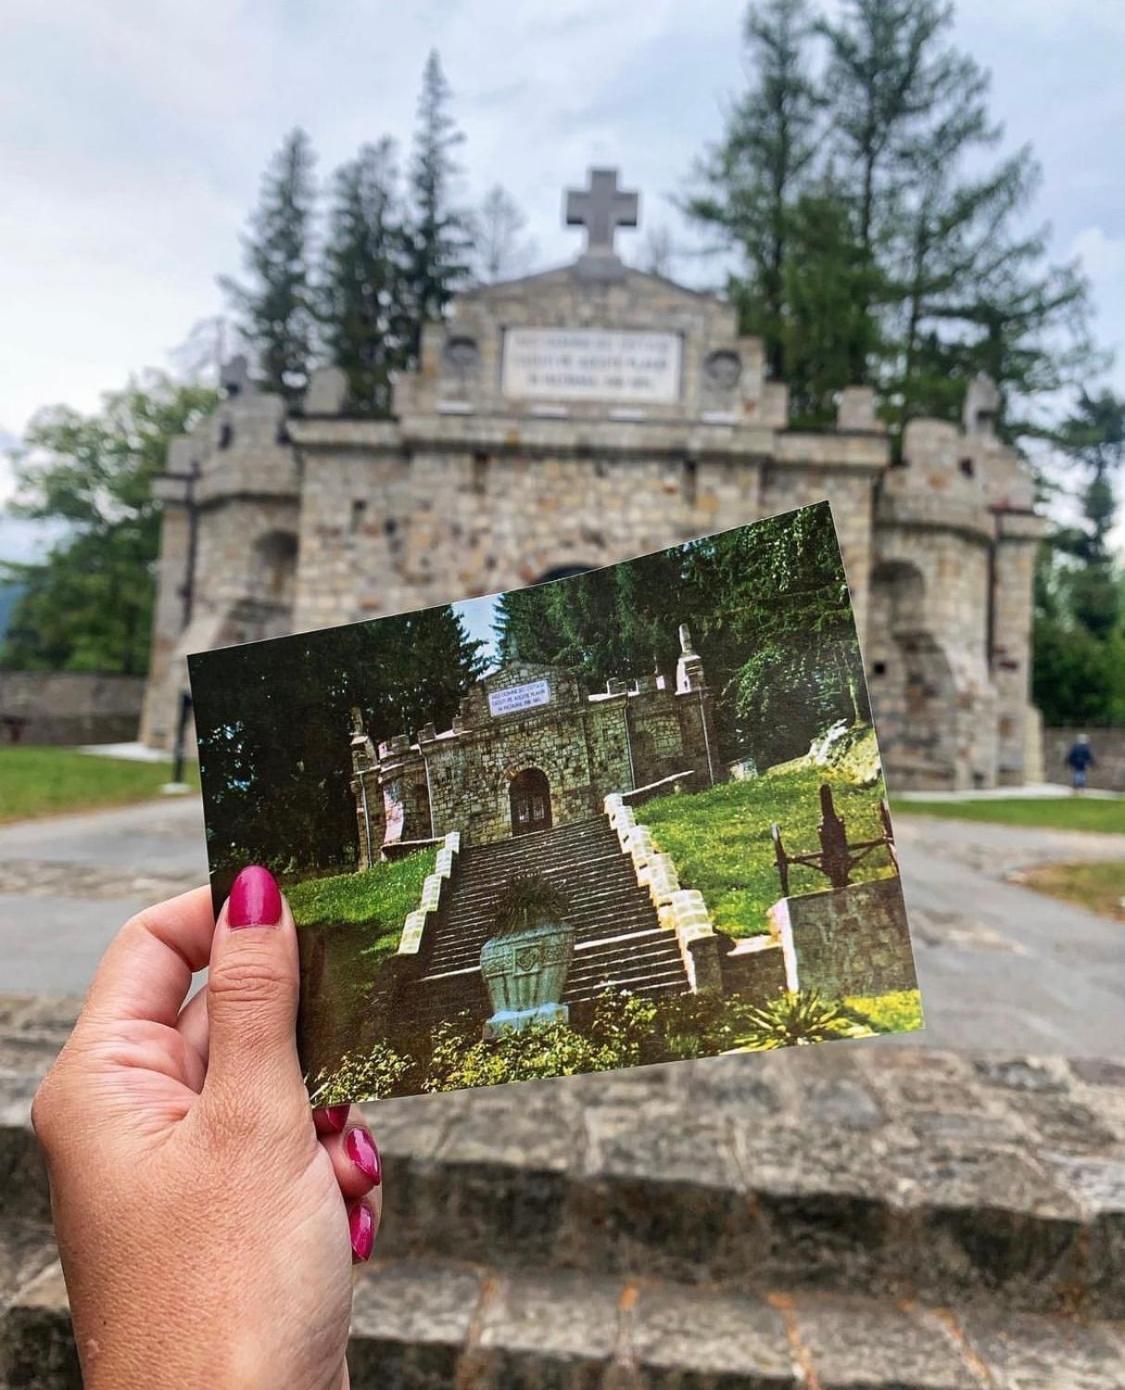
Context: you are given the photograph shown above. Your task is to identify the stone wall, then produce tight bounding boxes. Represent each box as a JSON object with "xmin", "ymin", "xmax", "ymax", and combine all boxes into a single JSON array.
[
  {"xmin": 0, "ymin": 672, "xmax": 144, "ymax": 745},
  {"xmin": 1043, "ymin": 726, "xmax": 1125, "ymax": 792},
  {"xmin": 768, "ymin": 875, "xmax": 918, "ymax": 998}
]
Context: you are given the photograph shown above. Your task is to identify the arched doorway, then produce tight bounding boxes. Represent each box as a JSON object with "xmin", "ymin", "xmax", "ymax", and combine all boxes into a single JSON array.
[{"xmin": 509, "ymin": 768, "xmax": 552, "ymax": 836}]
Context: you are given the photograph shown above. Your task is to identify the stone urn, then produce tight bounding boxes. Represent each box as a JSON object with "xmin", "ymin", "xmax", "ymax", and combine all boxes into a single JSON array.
[{"xmin": 480, "ymin": 873, "xmax": 575, "ymax": 1039}]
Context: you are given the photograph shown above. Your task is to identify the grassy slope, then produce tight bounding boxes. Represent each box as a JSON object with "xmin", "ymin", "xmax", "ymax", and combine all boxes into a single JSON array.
[
  {"xmin": 0, "ymin": 746, "xmax": 198, "ymax": 822},
  {"xmin": 288, "ymin": 847, "xmax": 437, "ymax": 948},
  {"xmin": 641, "ymin": 763, "xmax": 897, "ymax": 937},
  {"xmin": 893, "ymin": 797, "xmax": 1125, "ymax": 835}
]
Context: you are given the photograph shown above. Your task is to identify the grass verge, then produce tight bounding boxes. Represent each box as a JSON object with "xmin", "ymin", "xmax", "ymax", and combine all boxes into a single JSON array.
[
  {"xmin": 0, "ymin": 745, "xmax": 198, "ymax": 822},
  {"xmin": 1013, "ymin": 861, "xmax": 1125, "ymax": 922},
  {"xmin": 640, "ymin": 763, "xmax": 897, "ymax": 937},
  {"xmin": 893, "ymin": 796, "xmax": 1125, "ymax": 835}
]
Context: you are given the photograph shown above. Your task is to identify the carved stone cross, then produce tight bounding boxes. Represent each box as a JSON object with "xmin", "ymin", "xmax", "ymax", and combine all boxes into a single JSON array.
[{"xmin": 565, "ymin": 168, "xmax": 638, "ymax": 256}]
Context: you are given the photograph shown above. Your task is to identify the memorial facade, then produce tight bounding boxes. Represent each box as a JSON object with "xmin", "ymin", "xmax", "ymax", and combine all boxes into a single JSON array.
[
  {"xmin": 347, "ymin": 625, "xmax": 722, "ymax": 861},
  {"xmin": 142, "ymin": 169, "xmax": 1046, "ymax": 791}
]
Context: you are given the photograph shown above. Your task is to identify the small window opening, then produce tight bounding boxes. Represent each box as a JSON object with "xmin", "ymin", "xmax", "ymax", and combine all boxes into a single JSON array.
[{"xmin": 959, "ymin": 457, "xmax": 975, "ymax": 478}]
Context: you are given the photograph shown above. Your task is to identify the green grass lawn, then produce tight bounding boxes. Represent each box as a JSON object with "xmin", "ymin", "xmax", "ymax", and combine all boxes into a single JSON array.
[
  {"xmin": 0, "ymin": 745, "xmax": 198, "ymax": 822},
  {"xmin": 893, "ymin": 796, "xmax": 1125, "ymax": 835},
  {"xmin": 1015, "ymin": 860, "xmax": 1125, "ymax": 922},
  {"xmin": 640, "ymin": 764, "xmax": 897, "ymax": 937},
  {"xmin": 291, "ymin": 847, "xmax": 437, "ymax": 1085}
]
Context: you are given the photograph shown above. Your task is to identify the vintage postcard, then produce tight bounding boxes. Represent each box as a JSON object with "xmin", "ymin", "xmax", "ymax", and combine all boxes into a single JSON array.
[{"xmin": 189, "ymin": 501, "xmax": 921, "ymax": 1104}]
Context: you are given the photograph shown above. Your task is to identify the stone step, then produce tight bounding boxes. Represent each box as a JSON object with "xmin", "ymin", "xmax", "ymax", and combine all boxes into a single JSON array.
[
  {"xmin": 426, "ymin": 910, "xmax": 666, "ymax": 973},
  {"xmin": 1, "ymin": 1003, "xmax": 1124, "ymax": 1350},
  {"xmin": 363, "ymin": 1046, "xmax": 1125, "ymax": 1322},
  {"xmin": 5, "ymin": 1248, "xmax": 1123, "ymax": 1389}
]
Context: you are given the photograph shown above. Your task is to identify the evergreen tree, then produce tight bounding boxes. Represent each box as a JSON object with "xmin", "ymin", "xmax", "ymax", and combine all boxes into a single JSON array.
[
  {"xmin": 685, "ymin": 0, "xmax": 821, "ymax": 381},
  {"xmin": 320, "ymin": 139, "xmax": 411, "ymax": 416},
  {"xmin": 193, "ymin": 605, "xmax": 486, "ymax": 873},
  {"xmin": 405, "ymin": 51, "xmax": 472, "ymax": 358},
  {"xmin": 221, "ymin": 129, "xmax": 318, "ymax": 401},
  {"xmin": 0, "ymin": 377, "xmax": 217, "ymax": 674}
]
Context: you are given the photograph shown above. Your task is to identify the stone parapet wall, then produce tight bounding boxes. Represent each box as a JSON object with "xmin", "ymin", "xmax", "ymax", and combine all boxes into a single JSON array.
[
  {"xmin": 1043, "ymin": 726, "xmax": 1125, "ymax": 792},
  {"xmin": 768, "ymin": 875, "xmax": 917, "ymax": 998},
  {"xmin": 0, "ymin": 672, "xmax": 144, "ymax": 746}
]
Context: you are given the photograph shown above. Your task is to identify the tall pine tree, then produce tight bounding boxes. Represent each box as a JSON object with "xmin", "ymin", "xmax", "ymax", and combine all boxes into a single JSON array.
[
  {"xmin": 686, "ymin": 0, "xmax": 821, "ymax": 382},
  {"xmin": 319, "ymin": 139, "xmax": 411, "ymax": 417},
  {"xmin": 221, "ymin": 129, "xmax": 318, "ymax": 401},
  {"xmin": 405, "ymin": 51, "xmax": 472, "ymax": 358}
]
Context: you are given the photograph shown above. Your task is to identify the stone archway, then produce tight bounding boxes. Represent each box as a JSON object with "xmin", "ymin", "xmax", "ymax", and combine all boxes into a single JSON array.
[{"xmin": 509, "ymin": 767, "xmax": 552, "ymax": 836}]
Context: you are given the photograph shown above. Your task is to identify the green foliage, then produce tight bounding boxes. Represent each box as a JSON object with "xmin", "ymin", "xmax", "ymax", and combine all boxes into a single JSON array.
[
  {"xmin": 734, "ymin": 990, "xmax": 850, "ymax": 1049},
  {"xmin": 641, "ymin": 759, "xmax": 895, "ymax": 937},
  {"xmin": 495, "ymin": 503, "xmax": 865, "ymax": 770},
  {"xmin": 405, "ymin": 50, "xmax": 472, "ymax": 356},
  {"xmin": 309, "ymin": 1042, "xmax": 411, "ymax": 1107},
  {"xmin": 288, "ymin": 848, "xmax": 436, "ymax": 933},
  {"xmin": 841, "ymin": 989, "xmax": 924, "ymax": 1034},
  {"xmin": 687, "ymin": 0, "xmax": 1094, "ymax": 437},
  {"xmin": 192, "ymin": 609, "xmax": 484, "ymax": 874},
  {"xmin": 0, "ymin": 747, "xmax": 197, "ymax": 822},
  {"xmin": 220, "ymin": 129, "xmax": 318, "ymax": 401},
  {"xmin": 894, "ymin": 797, "xmax": 1125, "ymax": 835},
  {"xmin": 319, "ymin": 138, "xmax": 412, "ymax": 416},
  {"xmin": 0, "ymin": 377, "xmax": 216, "ymax": 674},
  {"xmin": 492, "ymin": 872, "xmax": 571, "ymax": 935}
]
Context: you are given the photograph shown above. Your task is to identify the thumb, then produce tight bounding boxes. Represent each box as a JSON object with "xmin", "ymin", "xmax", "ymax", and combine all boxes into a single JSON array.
[{"xmin": 203, "ymin": 866, "xmax": 307, "ymax": 1120}]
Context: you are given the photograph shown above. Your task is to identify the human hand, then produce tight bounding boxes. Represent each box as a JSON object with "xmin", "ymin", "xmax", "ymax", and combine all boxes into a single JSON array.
[{"xmin": 32, "ymin": 867, "xmax": 380, "ymax": 1389}]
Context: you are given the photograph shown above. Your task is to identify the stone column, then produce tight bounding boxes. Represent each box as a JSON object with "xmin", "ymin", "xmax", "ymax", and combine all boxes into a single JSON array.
[
  {"xmin": 991, "ymin": 512, "xmax": 1048, "ymax": 784},
  {"xmin": 139, "ymin": 499, "xmax": 191, "ymax": 749}
]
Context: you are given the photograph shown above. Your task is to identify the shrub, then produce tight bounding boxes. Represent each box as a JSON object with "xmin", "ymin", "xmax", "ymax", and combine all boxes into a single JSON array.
[
  {"xmin": 734, "ymin": 990, "xmax": 850, "ymax": 1049},
  {"xmin": 308, "ymin": 1041, "xmax": 412, "ymax": 1106}
]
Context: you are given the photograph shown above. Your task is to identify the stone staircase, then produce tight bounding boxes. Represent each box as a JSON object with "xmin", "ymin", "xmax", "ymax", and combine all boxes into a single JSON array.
[
  {"xmin": 3, "ymin": 1003, "xmax": 1124, "ymax": 1388},
  {"xmin": 407, "ymin": 817, "xmax": 692, "ymax": 1027}
]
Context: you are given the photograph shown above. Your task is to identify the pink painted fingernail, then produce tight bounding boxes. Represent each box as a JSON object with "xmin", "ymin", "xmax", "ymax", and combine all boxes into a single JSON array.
[
  {"xmin": 345, "ymin": 1128, "xmax": 381, "ymax": 1186},
  {"xmin": 228, "ymin": 866, "xmax": 282, "ymax": 928},
  {"xmin": 314, "ymin": 1105, "xmax": 350, "ymax": 1135},
  {"xmin": 350, "ymin": 1202, "xmax": 375, "ymax": 1262}
]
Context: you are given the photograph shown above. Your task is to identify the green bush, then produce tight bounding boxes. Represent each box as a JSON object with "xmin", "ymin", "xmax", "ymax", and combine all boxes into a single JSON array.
[
  {"xmin": 841, "ymin": 989, "xmax": 924, "ymax": 1034},
  {"xmin": 309, "ymin": 1041, "xmax": 413, "ymax": 1106}
]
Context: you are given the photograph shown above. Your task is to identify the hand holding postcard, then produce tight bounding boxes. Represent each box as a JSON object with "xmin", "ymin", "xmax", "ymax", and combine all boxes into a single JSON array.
[{"xmin": 190, "ymin": 502, "xmax": 921, "ymax": 1104}]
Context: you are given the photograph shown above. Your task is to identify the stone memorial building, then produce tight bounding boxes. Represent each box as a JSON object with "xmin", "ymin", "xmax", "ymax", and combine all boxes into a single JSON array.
[
  {"xmin": 348, "ymin": 624, "xmax": 721, "ymax": 864},
  {"xmin": 143, "ymin": 168, "xmax": 1046, "ymax": 790}
]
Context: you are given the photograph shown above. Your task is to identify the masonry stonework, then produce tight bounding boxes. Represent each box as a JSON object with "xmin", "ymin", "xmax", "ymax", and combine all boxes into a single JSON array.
[
  {"xmin": 349, "ymin": 627, "xmax": 722, "ymax": 860},
  {"xmin": 142, "ymin": 169, "xmax": 1046, "ymax": 791}
]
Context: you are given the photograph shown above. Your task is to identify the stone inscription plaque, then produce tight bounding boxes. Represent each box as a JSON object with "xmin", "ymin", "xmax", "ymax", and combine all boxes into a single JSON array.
[
  {"xmin": 501, "ymin": 328, "xmax": 681, "ymax": 404},
  {"xmin": 488, "ymin": 679, "xmax": 551, "ymax": 717}
]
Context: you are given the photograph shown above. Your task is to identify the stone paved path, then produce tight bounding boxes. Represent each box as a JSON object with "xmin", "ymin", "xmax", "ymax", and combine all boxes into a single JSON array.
[{"xmin": 0, "ymin": 797, "xmax": 1122, "ymax": 1058}]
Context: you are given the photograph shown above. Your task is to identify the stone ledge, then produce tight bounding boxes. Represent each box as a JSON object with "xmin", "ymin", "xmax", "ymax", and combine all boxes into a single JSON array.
[{"xmin": 5, "ymin": 1252, "xmax": 1123, "ymax": 1389}]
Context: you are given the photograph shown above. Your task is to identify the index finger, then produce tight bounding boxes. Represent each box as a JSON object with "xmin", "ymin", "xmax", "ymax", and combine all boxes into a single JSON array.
[{"xmin": 82, "ymin": 886, "xmax": 217, "ymax": 1028}]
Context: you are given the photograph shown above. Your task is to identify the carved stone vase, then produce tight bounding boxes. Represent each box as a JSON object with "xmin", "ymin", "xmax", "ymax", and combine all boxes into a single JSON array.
[{"xmin": 479, "ymin": 917, "xmax": 576, "ymax": 1040}]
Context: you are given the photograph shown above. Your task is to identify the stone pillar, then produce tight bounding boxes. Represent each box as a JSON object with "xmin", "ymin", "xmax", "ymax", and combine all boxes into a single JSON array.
[
  {"xmin": 349, "ymin": 709, "xmax": 382, "ymax": 869},
  {"xmin": 139, "ymin": 497, "xmax": 191, "ymax": 749},
  {"xmin": 991, "ymin": 513, "xmax": 1047, "ymax": 784}
]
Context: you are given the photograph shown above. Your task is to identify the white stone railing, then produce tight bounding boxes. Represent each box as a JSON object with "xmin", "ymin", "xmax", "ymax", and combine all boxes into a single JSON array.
[
  {"xmin": 397, "ymin": 830, "xmax": 461, "ymax": 956},
  {"xmin": 602, "ymin": 794, "xmax": 722, "ymax": 991}
]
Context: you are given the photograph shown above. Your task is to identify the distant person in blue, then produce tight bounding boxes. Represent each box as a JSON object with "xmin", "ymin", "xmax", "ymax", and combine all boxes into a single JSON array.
[{"xmin": 1065, "ymin": 733, "xmax": 1096, "ymax": 792}]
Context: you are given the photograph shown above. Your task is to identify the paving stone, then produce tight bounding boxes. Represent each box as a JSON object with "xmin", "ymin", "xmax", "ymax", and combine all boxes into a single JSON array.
[
  {"xmin": 467, "ymin": 1269, "xmax": 622, "ymax": 1387},
  {"xmin": 790, "ymin": 1295, "xmax": 979, "ymax": 1389},
  {"xmin": 0, "ymin": 1261, "xmax": 80, "ymax": 1390},
  {"xmin": 956, "ymin": 1307, "xmax": 1125, "ymax": 1390},
  {"xmin": 348, "ymin": 1259, "xmax": 482, "ymax": 1389},
  {"xmin": 626, "ymin": 1283, "xmax": 796, "ymax": 1388},
  {"xmin": 1071, "ymin": 1058, "xmax": 1125, "ymax": 1089}
]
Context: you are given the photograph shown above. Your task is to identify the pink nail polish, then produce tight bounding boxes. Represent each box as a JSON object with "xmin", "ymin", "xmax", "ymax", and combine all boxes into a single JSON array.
[
  {"xmin": 314, "ymin": 1105, "xmax": 350, "ymax": 1135},
  {"xmin": 350, "ymin": 1202, "xmax": 375, "ymax": 1262},
  {"xmin": 345, "ymin": 1128, "xmax": 381, "ymax": 1186},
  {"xmin": 228, "ymin": 866, "xmax": 282, "ymax": 928}
]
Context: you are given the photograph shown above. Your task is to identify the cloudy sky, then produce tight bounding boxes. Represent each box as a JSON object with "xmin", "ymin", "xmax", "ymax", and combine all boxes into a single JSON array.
[{"xmin": 2, "ymin": 0, "xmax": 1123, "ymax": 562}]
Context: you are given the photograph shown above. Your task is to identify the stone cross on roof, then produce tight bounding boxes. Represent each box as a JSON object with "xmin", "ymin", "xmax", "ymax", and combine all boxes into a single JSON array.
[{"xmin": 565, "ymin": 168, "xmax": 639, "ymax": 257}]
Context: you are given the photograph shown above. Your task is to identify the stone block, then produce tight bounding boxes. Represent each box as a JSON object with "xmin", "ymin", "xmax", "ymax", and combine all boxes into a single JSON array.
[
  {"xmin": 398, "ymin": 910, "xmax": 428, "ymax": 956},
  {"xmin": 791, "ymin": 1294, "xmax": 978, "ymax": 1388},
  {"xmin": 628, "ymin": 1284, "xmax": 794, "ymax": 1386},
  {"xmin": 770, "ymin": 876, "xmax": 917, "ymax": 998}
]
